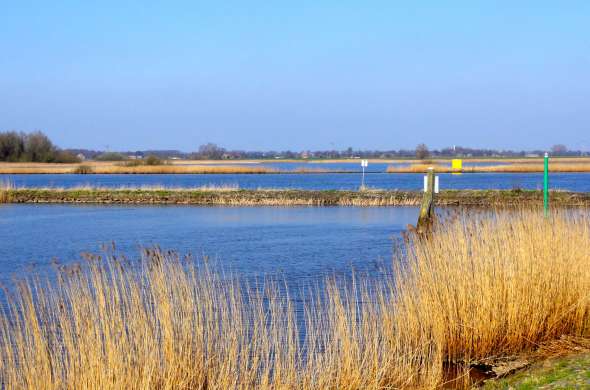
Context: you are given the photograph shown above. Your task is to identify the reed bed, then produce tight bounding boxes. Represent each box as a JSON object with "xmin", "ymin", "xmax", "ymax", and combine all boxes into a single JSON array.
[
  {"xmin": 387, "ymin": 163, "xmax": 450, "ymax": 173},
  {"xmin": 5, "ymin": 188, "xmax": 590, "ymax": 207},
  {"xmin": 0, "ymin": 162, "xmax": 340, "ymax": 174},
  {"xmin": 0, "ymin": 164, "xmax": 278, "ymax": 174},
  {"xmin": 387, "ymin": 162, "xmax": 590, "ymax": 173},
  {"xmin": 2, "ymin": 159, "xmax": 590, "ymax": 174},
  {"xmin": 0, "ymin": 210, "xmax": 589, "ymax": 389},
  {"xmin": 0, "ymin": 180, "xmax": 12, "ymax": 203},
  {"xmin": 26, "ymin": 184, "xmax": 242, "ymax": 192},
  {"xmin": 97, "ymin": 165, "xmax": 279, "ymax": 174}
]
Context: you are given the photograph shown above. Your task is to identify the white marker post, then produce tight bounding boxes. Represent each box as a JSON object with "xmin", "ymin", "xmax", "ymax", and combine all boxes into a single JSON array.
[
  {"xmin": 424, "ymin": 170, "xmax": 440, "ymax": 193},
  {"xmin": 361, "ymin": 159, "xmax": 368, "ymax": 189}
]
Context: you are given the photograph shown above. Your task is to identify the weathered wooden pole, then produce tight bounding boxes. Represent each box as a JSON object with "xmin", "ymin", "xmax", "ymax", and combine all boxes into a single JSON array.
[
  {"xmin": 416, "ymin": 167, "xmax": 436, "ymax": 233},
  {"xmin": 544, "ymin": 152, "xmax": 549, "ymax": 217}
]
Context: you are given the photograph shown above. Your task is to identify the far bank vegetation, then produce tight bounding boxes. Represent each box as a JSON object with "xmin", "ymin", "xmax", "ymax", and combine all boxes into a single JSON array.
[{"xmin": 0, "ymin": 131, "xmax": 80, "ymax": 163}]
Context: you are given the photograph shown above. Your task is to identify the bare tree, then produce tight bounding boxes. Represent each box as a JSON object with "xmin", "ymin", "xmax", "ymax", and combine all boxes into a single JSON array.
[
  {"xmin": 0, "ymin": 131, "xmax": 25, "ymax": 161},
  {"xmin": 415, "ymin": 143, "xmax": 430, "ymax": 160},
  {"xmin": 550, "ymin": 144, "xmax": 568, "ymax": 155},
  {"xmin": 197, "ymin": 143, "xmax": 225, "ymax": 159},
  {"xmin": 24, "ymin": 131, "xmax": 56, "ymax": 162}
]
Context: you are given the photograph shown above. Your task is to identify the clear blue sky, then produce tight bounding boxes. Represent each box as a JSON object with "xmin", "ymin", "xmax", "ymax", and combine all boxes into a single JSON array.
[{"xmin": 1, "ymin": 1, "xmax": 589, "ymax": 151}]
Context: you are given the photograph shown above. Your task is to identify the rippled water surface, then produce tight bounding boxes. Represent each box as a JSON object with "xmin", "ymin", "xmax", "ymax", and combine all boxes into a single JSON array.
[{"xmin": 0, "ymin": 205, "xmax": 417, "ymax": 283}]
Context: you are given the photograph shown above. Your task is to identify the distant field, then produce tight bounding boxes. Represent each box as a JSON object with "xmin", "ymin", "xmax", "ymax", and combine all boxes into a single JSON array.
[
  {"xmin": 387, "ymin": 161, "xmax": 590, "ymax": 173},
  {"xmin": 0, "ymin": 157, "xmax": 589, "ymax": 174},
  {"xmin": 0, "ymin": 162, "xmax": 279, "ymax": 174}
]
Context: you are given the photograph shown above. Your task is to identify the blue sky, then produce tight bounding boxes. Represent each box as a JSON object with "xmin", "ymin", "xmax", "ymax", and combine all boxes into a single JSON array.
[{"xmin": 1, "ymin": 1, "xmax": 589, "ymax": 151}]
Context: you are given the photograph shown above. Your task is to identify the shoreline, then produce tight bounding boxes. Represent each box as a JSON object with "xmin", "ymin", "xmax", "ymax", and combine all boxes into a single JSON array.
[
  {"xmin": 1, "ymin": 157, "xmax": 590, "ymax": 174},
  {"xmin": 3, "ymin": 188, "xmax": 590, "ymax": 207}
]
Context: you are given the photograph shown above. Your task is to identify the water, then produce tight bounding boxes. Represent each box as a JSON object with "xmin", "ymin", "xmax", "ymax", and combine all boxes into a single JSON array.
[
  {"xmin": 0, "ymin": 204, "xmax": 416, "ymax": 284},
  {"xmin": 2, "ymin": 172, "xmax": 589, "ymax": 191}
]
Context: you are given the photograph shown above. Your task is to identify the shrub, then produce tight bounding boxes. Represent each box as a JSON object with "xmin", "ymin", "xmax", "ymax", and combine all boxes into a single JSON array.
[
  {"xmin": 54, "ymin": 151, "xmax": 81, "ymax": 163},
  {"xmin": 145, "ymin": 155, "xmax": 162, "ymax": 165},
  {"xmin": 120, "ymin": 159, "xmax": 144, "ymax": 167},
  {"xmin": 72, "ymin": 165, "xmax": 93, "ymax": 174}
]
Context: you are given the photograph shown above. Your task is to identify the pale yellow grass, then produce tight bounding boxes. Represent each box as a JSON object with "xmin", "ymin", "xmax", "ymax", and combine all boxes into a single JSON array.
[
  {"xmin": 387, "ymin": 162, "xmax": 590, "ymax": 173},
  {"xmin": 0, "ymin": 211, "xmax": 588, "ymax": 389},
  {"xmin": 387, "ymin": 163, "xmax": 450, "ymax": 173},
  {"xmin": 388, "ymin": 157, "xmax": 590, "ymax": 164},
  {"xmin": 0, "ymin": 162, "xmax": 277, "ymax": 174},
  {"xmin": 27, "ymin": 184, "xmax": 242, "ymax": 192},
  {"xmin": 0, "ymin": 179, "xmax": 12, "ymax": 203}
]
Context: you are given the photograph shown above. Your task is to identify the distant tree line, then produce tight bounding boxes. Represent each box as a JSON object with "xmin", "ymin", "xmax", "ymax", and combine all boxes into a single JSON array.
[
  {"xmin": 66, "ymin": 143, "xmax": 589, "ymax": 161},
  {"xmin": 2, "ymin": 131, "xmax": 586, "ymax": 162},
  {"xmin": 0, "ymin": 131, "xmax": 80, "ymax": 163}
]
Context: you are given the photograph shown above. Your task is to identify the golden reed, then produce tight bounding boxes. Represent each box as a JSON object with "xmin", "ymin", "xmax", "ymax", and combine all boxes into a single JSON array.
[
  {"xmin": 387, "ymin": 162, "xmax": 590, "ymax": 173},
  {"xmin": 0, "ymin": 210, "xmax": 588, "ymax": 388}
]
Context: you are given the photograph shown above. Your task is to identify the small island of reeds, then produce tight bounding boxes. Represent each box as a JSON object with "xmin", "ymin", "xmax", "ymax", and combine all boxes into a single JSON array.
[{"xmin": 1, "ymin": 186, "xmax": 590, "ymax": 207}]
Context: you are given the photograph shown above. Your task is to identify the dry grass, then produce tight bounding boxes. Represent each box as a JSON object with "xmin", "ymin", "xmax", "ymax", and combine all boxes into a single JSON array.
[
  {"xmin": 0, "ymin": 211, "xmax": 589, "ymax": 389},
  {"xmin": 0, "ymin": 161, "xmax": 278, "ymax": 174},
  {"xmin": 387, "ymin": 163, "xmax": 450, "ymax": 173},
  {"xmin": 472, "ymin": 163, "xmax": 590, "ymax": 173},
  {"xmin": 5, "ymin": 188, "xmax": 590, "ymax": 207},
  {"xmin": 2, "ymin": 158, "xmax": 590, "ymax": 174},
  {"xmin": 387, "ymin": 162, "xmax": 590, "ymax": 173},
  {"xmin": 30, "ymin": 184, "xmax": 242, "ymax": 192},
  {"xmin": 0, "ymin": 180, "xmax": 12, "ymax": 203},
  {"xmin": 387, "ymin": 157, "xmax": 590, "ymax": 164}
]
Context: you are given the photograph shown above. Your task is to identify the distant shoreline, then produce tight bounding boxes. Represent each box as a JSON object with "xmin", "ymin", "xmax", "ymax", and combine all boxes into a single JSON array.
[
  {"xmin": 2, "ymin": 188, "xmax": 589, "ymax": 207},
  {"xmin": 1, "ymin": 157, "xmax": 590, "ymax": 174}
]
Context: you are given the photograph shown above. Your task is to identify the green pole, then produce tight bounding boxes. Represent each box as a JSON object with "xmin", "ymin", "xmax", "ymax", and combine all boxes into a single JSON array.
[{"xmin": 544, "ymin": 152, "xmax": 549, "ymax": 216}]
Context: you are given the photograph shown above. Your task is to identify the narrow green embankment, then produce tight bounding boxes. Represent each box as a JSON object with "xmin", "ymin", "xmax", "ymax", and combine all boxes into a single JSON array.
[
  {"xmin": 484, "ymin": 353, "xmax": 590, "ymax": 389},
  {"xmin": 2, "ymin": 188, "xmax": 590, "ymax": 207}
]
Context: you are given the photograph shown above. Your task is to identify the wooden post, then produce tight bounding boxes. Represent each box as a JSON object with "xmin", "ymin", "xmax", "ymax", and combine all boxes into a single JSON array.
[{"xmin": 417, "ymin": 167, "xmax": 435, "ymax": 233}]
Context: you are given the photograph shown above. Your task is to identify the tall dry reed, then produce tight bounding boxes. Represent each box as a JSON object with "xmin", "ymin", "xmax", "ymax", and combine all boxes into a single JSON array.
[
  {"xmin": 0, "ymin": 210, "xmax": 588, "ymax": 389},
  {"xmin": 0, "ymin": 180, "xmax": 13, "ymax": 203},
  {"xmin": 387, "ymin": 162, "xmax": 590, "ymax": 173},
  {"xmin": 0, "ymin": 161, "xmax": 279, "ymax": 174}
]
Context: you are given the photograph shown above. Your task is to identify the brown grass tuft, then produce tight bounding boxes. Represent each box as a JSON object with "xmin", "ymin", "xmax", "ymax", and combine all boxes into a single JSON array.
[{"xmin": 71, "ymin": 164, "xmax": 93, "ymax": 174}]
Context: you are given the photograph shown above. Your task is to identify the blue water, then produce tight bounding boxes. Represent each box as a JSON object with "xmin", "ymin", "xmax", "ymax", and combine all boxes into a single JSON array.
[
  {"xmin": 0, "ymin": 205, "xmax": 416, "ymax": 284},
  {"xmin": 2, "ymin": 172, "xmax": 589, "ymax": 191}
]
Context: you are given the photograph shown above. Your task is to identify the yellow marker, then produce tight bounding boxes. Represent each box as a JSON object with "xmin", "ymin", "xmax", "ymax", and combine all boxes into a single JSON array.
[{"xmin": 451, "ymin": 159, "xmax": 462, "ymax": 175}]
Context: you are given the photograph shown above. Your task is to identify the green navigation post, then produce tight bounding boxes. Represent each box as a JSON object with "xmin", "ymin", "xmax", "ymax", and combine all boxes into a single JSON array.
[{"xmin": 544, "ymin": 152, "xmax": 549, "ymax": 217}]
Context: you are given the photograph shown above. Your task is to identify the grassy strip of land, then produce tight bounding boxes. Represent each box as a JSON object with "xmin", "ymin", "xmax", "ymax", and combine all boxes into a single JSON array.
[
  {"xmin": 2, "ymin": 188, "xmax": 590, "ymax": 206},
  {"xmin": 484, "ymin": 353, "xmax": 590, "ymax": 389},
  {"xmin": 1, "ymin": 211, "xmax": 588, "ymax": 388}
]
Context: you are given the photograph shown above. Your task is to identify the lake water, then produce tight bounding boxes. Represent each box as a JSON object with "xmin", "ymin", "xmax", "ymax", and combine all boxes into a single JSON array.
[
  {"xmin": 2, "ymin": 172, "xmax": 589, "ymax": 191},
  {"xmin": 0, "ymin": 205, "xmax": 417, "ymax": 284}
]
